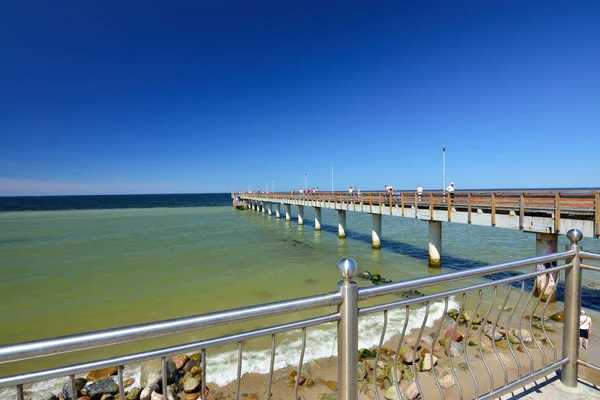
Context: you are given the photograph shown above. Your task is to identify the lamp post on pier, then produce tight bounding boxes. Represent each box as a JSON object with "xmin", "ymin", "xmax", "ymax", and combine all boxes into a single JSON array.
[
  {"xmin": 305, "ymin": 173, "xmax": 307, "ymax": 191},
  {"xmin": 442, "ymin": 145, "xmax": 446, "ymax": 194},
  {"xmin": 332, "ymin": 164, "xmax": 334, "ymax": 194}
]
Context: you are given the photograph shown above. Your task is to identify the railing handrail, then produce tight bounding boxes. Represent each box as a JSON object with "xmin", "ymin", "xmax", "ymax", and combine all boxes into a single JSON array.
[
  {"xmin": 0, "ymin": 292, "xmax": 342, "ymax": 365},
  {"xmin": 358, "ymin": 251, "xmax": 573, "ymax": 300}
]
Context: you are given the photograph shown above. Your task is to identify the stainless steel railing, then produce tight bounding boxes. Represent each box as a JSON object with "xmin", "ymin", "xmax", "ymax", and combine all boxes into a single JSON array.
[{"xmin": 0, "ymin": 229, "xmax": 598, "ymax": 400}]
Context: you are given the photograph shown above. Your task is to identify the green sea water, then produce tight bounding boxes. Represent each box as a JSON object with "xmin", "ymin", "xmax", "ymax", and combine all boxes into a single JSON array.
[{"xmin": 1, "ymin": 205, "xmax": 599, "ymax": 383}]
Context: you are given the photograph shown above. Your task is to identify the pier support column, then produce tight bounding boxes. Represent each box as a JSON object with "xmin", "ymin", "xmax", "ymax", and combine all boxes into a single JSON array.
[
  {"xmin": 262, "ymin": 203, "xmax": 266, "ymax": 213},
  {"xmin": 372, "ymin": 214, "xmax": 382, "ymax": 249},
  {"xmin": 298, "ymin": 205, "xmax": 304, "ymax": 225},
  {"xmin": 338, "ymin": 210, "xmax": 347, "ymax": 238},
  {"xmin": 315, "ymin": 207, "xmax": 322, "ymax": 231},
  {"xmin": 285, "ymin": 204, "xmax": 291, "ymax": 221},
  {"xmin": 275, "ymin": 204, "xmax": 281, "ymax": 218},
  {"xmin": 534, "ymin": 233, "xmax": 559, "ymax": 302},
  {"xmin": 267, "ymin": 203, "xmax": 272, "ymax": 216},
  {"xmin": 428, "ymin": 221, "xmax": 442, "ymax": 268}
]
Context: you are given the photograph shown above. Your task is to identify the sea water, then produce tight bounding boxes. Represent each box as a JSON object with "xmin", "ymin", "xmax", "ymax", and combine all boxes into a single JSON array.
[{"xmin": 1, "ymin": 194, "xmax": 599, "ymax": 395}]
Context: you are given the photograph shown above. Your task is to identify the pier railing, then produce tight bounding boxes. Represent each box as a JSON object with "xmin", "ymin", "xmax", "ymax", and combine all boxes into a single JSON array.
[
  {"xmin": 0, "ymin": 230, "xmax": 598, "ymax": 399},
  {"xmin": 237, "ymin": 190, "xmax": 600, "ymax": 236}
]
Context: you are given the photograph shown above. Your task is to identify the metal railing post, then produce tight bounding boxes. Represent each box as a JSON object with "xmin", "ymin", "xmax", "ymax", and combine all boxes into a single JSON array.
[
  {"xmin": 337, "ymin": 258, "xmax": 358, "ymax": 400},
  {"xmin": 561, "ymin": 228, "xmax": 583, "ymax": 387}
]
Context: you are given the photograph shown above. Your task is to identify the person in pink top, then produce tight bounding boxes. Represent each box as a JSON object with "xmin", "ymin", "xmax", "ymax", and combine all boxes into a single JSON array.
[{"xmin": 580, "ymin": 310, "xmax": 592, "ymax": 350}]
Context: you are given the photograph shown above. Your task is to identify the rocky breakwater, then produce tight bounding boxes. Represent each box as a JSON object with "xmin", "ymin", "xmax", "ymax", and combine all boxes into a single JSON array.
[{"xmin": 36, "ymin": 308, "xmax": 566, "ymax": 400}]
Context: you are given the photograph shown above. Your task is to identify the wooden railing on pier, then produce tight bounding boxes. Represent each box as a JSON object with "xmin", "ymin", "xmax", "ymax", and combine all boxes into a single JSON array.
[{"xmin": 236, "ymin": 190, "xmax": 600, "ymax": 237}]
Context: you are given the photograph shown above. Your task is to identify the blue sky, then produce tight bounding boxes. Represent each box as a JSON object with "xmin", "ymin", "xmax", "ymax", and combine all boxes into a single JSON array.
[{"xmin": 1, "ymin": 1, "xmax": 599, "ymax": 195}]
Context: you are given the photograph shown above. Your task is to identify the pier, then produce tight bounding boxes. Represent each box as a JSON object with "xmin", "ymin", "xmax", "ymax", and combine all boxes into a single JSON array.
[{"xmin": 234, "ymin": 190, "xmax": 600, "ymax": 268}]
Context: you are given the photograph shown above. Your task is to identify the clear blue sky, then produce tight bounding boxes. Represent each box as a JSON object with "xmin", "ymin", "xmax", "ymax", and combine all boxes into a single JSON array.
[{"xmin": 1, "ymin": 1, "xmax": 599, "ymax": 195}]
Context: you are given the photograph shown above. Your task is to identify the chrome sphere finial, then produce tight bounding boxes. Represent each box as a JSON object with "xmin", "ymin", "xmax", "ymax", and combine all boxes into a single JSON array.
[
  {"xmin": 338, "ymin": 258, "xmax": 357, "ymax": 280},
  {"xmin": 566, "ymin": 229, "xmax": 583, "ymax": 244}
]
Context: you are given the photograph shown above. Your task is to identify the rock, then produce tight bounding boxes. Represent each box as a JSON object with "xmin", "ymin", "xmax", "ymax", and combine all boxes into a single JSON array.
[
  {"xmin": 550, "ymin": 311, "xmax": 564, "ymax": 322},
  {"xmin": 357, "ymin": 362, "xmax": 367, "ymax": 381},
  {"xmin": 325, "ymin": 380, "xmax": 338, "ymax": 391},
  {"xmin": 62, "ymin": 378, "xmax": 88, "ymax": 400},
  {"xmin": 86, "ymin": 368, "xmax": 118, "ymax": 383},
  {"xmin": 448, "ymin": 309, "xmax": 460, "ymax": 321},
  {"xmin": 78, "ymin": 397, "xmax": 91, "ymax": 400},
  {"xmin": 184, "ymin": 395, "xmax": 199, "ymax": 400},
  {"xmin": 183, "ymin": 359, "xmax": 199, "ymax": 373},
  {"xmin": 122, "ymin": 379, "xmax": 135, "ymax": 388},
  {"xmin": 449, "ymin": 341, "xmax": 464, "ymax": 357},
  {"xmin": 183, "ymin": 376, "xmax": 200, "ymax": 393},
  {"xmin": 514, "ymin": 329, "xmax": 533, "ymax": 343},
  {"xmin": 150, "ymin": 393, "xmax": 163, "ymax": 400},
  {"xmin": 517, "ymin": 344, "xmax": 527, "ymax": 353},
  {"xmin": 386, "ymin": 364, "xmax": 403, "ymax": 385},
  {"xmin": 86, "ymin": 378, "xmax": 119, "ymax": 400},
  {"xmin": 317, "ymin": 393, "xmax": 338, "ymax": 400},
  {"xmin": 100, "ymin": 395, "xmax": 114, "ymax": 400},
  {"xmin": 403, "ymin": 381, "xmax": 420, "ymax": 400},
  {"xmin": 125, "ymin": 388, "xmax": 141, "ymax": 400},
  {"xmin": 189, "ymin": 366, "xmax": 202, "ymax": 376},
  {"xmin": 398, "ymin": 347, "xmax": 420, "ymax": 364},
  {"xmin": 173, "ymin": 355, "xmax": 189, "ymax": 370},
  {"xmin": 418, "ymin": 351, "xmax": 438, "ymax": 371},
  {"xmin": 457, "ymin": 363, "xmax": 469, "ymax": 371},
  {"xmin": 483, "ymin": 325, "xmax": 503, "ymax": 341},
  {"xmin": 438, "ymin": 372, "xmax": 456, "ymax": 389},
  {"xmin": 245, "ymin": 394, "xmax": 260, "ymax": 400},
  {"xmin": 139, "ymin": 383, "xmax": 159, "ymax": 400},
  {"xmin": 364, "ymin": 358, "xmax": 385, "ymax": 371},
  {"xmin": 383, "ymin": 386, "xmax": 401, "ymax": 400},
  {"xmin": 161, "ymin": 360, "xmax": 177, "ymax": 385},
  {"xmin": 303, "ymin": 378, "xmax": 315, "ymax": 387},
  {"xmin": 444, "ymin": 327, "xmax": 464, "ymax": 342},
  {"xmin": 508, "ymin": 332, "xmax": 521, "ymax": 344}
]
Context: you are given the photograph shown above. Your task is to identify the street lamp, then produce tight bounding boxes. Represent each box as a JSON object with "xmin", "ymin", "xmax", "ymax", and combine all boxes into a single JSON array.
[
  {"xmin": 331, "ymin": 164, "xmax": 334, "ymax": 194},
  {"xmin": 305, "ymin": 173, "xmax": 307, "ymax": 190},
  {"xmin": 442, "ymin": 145, "xmax": 446, "ymax": 193}
]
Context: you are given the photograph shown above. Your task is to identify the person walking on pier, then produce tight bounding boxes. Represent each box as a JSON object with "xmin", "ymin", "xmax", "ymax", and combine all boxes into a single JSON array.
[
  {"xmin": 580, "ymin": 310, "xmax": 592, "ymax": 350},
  {"xmin": 417, "ymin": 184, "xmax": 423, "ymax": 201},
  {"xmin": 446, "ymin": 182, "xmax": 455, "ymax": 201}
]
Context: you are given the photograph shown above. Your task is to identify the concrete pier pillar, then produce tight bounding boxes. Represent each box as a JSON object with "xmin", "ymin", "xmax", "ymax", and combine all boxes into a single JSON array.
[
  {"xmin": 275, "ymin": 204, "xmax": 281, "ymax": 218},
  {"xmin": 262, "ymin": 203, "xmax": 266, "ymax": 213},
  {"xmin": 285, "ymin": 204, "xmax": 291, "ymax": 221},
  {"xmin": 267, "ymin": 203, "xmax": 272, "ymax": 216},
  {"xmin": 534, "ymin": 233, "xmax": 559, "ymax": 302},
  {"xmin": 372, "ymin": 214, "xmax": 382, "ymax": 249},
  {"xmin": 428, "ymin": 221, "xmax": 442, "ymax": 268},
  {"xmin": 338, "ymin": 210, "xmax": 347, "ymax": 238},
  {"xmin": 315, "ymin": 207, "xmax": 322, "ymax": 231},
  {"xmin": 298, "ymin": 205, "xmax": 304, "ymax": 225}
]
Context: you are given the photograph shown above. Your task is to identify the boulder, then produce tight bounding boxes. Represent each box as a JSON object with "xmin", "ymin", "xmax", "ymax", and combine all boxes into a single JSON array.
[
  {"xmin": 418, "ymin": 351, "xmax": 438, "ymax": 371},
  {"xmin": 183, "ymin": 376, "xmax": 200, "ymax": 393},
  {"xmin": 86, "ymin": 368, "xmax": 118, "ymax": 383},
  {"xmin": 140, "ymin": 383, "xmax": 159, "ymax": 400},
  {"xmin": 61, "ymin": 378, "xmax": 88, "ymax": 400},
  {"xmin": 173, "ymin": 355, "xmax": 189, "ymax": 370},
  {"xmin": 514, "ymin": 329, "xmax": 533, "ymax": 343},
  {"xmin": 125, "ymin": 387, "xmax": 141, "ymax": 400},
  {"xmin": 483, "ymin": 325, "xmax": 503, "ymax": 341},
  {"xmin": 444, "ymin": 327, "xmax": 464, "ymax": 342},
  {"xmin": 438, "ymin": 372, "xmax": 456, "ymax": 389},
  {"xmin": 85, "ymin": 378, "xmax": 119, "ymax": 400},
  {"xmin": 550, "ymin": 311, "xmax": 564, "ymax": 322}
]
